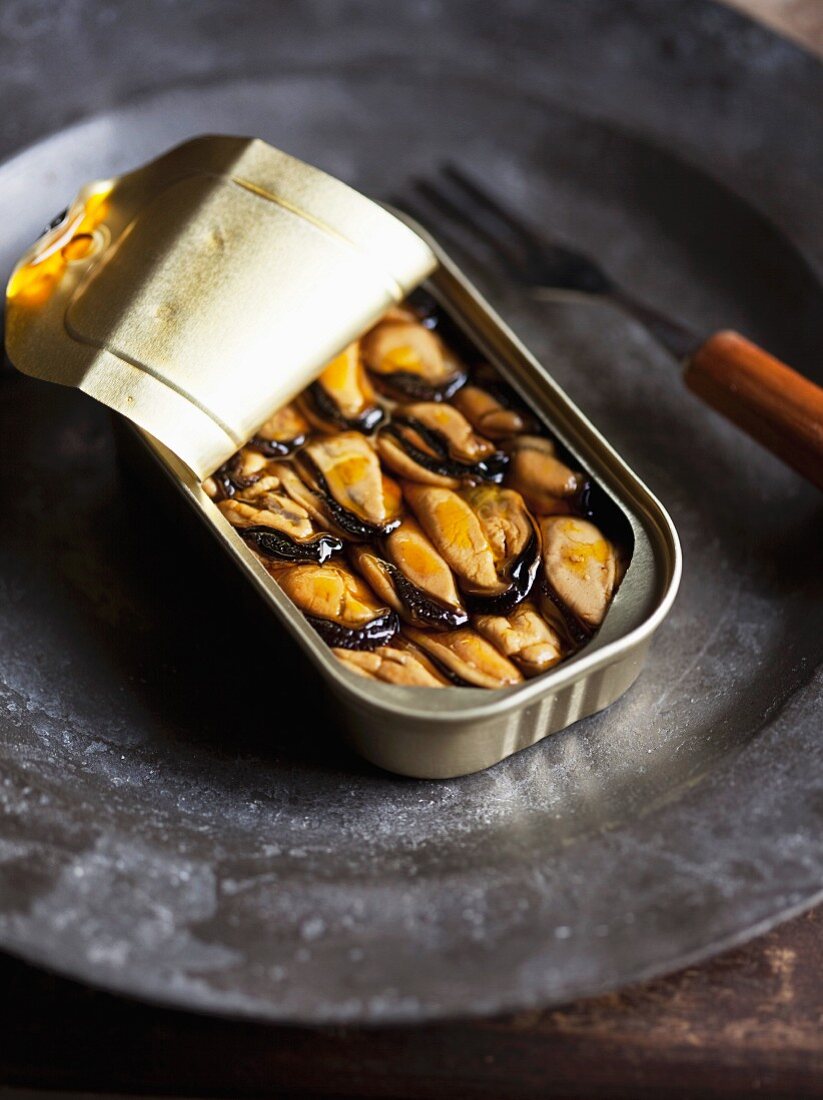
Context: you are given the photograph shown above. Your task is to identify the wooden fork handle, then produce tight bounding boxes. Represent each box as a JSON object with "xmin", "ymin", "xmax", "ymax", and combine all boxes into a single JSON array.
[{"xmin": 684, "ymin": 331, "xmax": 823, "ymax": 490}]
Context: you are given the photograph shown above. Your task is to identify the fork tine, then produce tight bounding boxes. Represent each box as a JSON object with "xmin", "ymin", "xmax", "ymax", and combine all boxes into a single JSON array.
[
  {"xmin": 441, "ymin": 163, "xmax": 546, "ymax": 253},
  {"xmin": 443, "ymin": 163, "xmax": 614, "ymax": 294},
  {"xmin": 394, "ymin": 192, "xmax": 499, "ymax": 273},
  {"xmin": 411, "ymin": 178, "xmax": 527, "ymax": 275}
]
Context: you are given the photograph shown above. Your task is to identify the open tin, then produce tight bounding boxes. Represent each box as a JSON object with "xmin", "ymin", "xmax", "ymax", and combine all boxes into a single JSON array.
[{"xmin": 5, "ymin": 135, "xmax": 680, "ymax": 779}]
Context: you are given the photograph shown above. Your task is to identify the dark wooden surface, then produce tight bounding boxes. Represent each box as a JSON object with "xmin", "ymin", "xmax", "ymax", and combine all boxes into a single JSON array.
[{"xmin": 1, "ymin": 906, "xmax": 820, "ymax": 1098}]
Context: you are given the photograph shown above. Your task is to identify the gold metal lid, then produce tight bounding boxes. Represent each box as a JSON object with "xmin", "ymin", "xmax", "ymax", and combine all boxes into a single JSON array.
[{"xmin": 5, "ymin": 135, "xmax": 437, "ymax": 478}]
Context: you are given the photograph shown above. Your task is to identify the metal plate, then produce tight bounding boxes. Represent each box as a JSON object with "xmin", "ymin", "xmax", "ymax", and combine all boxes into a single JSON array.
[{"xmin": 0, "ymin": 0, "xmax": 820, "ymax": 1023}]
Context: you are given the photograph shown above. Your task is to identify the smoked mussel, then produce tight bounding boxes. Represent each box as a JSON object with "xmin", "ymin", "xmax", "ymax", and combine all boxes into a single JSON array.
[
  {"xmin": 540, "ymin": 516, "xmax": 618, "ymax": 635},
  {"xmin": 350, "ymin": 517, "xmax": 468, "ymax": 630},
  {"xmin": 473, "ymin": 601, "xmax": 564, "ymax": 677},
  {"xmin": 504, "ymin": 435, "xmax": 587, "ymax": 515},
  {"xmin": 299, "ymin": 342, "xmax": 385, "ymax": 433},
  {"xmin": 377, "ymin": 402, "xmax": 507, "ymax": 487},
  {"xmin": 452, "ymin": 383, "xmax": 535, "ymax": 441},
  {"xmin": 403, "ymin": 626, "xmax": 523, "ymax": 689},
  {"xmin": 269, "ymin": 560, "xmax": 399, "ymax": 650},
  {"xmin": 333, "ymin": 640, "xmax": 450, "ymax": 686},
  {"xmin": 208, "ymin": 447, "xmax": 271, "ymax": 499},
  {"xmin": 278, "ymin": 432, "xmax": 403, "ymax": 541},
  {"xmin": 219, "ymin": 496, "xmax": 342, "ymax": 564},
  {"xmin": 361, "ymin": 317, "xmax": 466, "ymax": 401},
  {"xmin": 248, "ymin": 402, "xmax": 309, "ymax": 457},
  {"xmin": 403, "ymin": 482, "xmax": 541, "ymax": 615}
]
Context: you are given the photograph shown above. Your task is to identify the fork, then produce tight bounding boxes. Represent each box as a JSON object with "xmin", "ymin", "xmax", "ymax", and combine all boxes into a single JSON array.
[{"xmin": 400, "ymin": 164, "xmax": 823, "ymax": 490}]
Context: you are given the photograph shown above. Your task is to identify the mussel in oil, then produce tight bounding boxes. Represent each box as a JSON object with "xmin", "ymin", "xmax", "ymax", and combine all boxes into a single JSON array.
[
  {"xmin": 218, "ymin": 491, "xmax": 342, "ymax": 564},
  {"xmin": 473, "ymin": 601, "xmax": 564, "ymax": 677},
  {"xmin": 300, "ymin": 343, "xmax": 385, "ymax": 433},
  {"xmin": 248, "ymin": 402, "xmax": 309, "ymax": 458},
  {"xmin": 269, "ymin": 560, "xmax": 399, "ymax": 650},
  {"xmin": 333, "ymin": 641, "xmax": 449, "ymax": 686},
  {"xmin": 278, "ymin": 432, "xmax": 403, "ymax": 540},
  {"xmin": 452, "ymin": 384, "xmax": 534, "ymax": 441},
  {"xmin": 350, "ymin": 517, "xmax": 467, "ymax": 630},
  {"xmin": 403, "ymin": 626, "xmax": 523, "ymax": 689},
  {"xmin": 504, "ymin": 435, "xmax": 586, "ymax": 515},
  {"xmin": 207, "ymin": 447, "xmax": 270, "ymax": 499},
  {"xmin": 361, "ymin": 318, "xmax": 466, "ymax": 401},
  {"xmin": 540, "ymin": 516, "xmax": 618, "ymax": 633},
  {"xmin": 377, "ymin": 402, "xmax": 506, "ymax": 486},
  {"xmin": 403, "ymin": 482, "xmax": 540, "ymax": 615}
]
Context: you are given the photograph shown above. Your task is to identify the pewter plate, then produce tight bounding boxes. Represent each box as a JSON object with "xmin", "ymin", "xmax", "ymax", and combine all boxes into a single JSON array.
[{"xmin": 0, "ymin": 0, "xmax": 821, "ymax": 1024}]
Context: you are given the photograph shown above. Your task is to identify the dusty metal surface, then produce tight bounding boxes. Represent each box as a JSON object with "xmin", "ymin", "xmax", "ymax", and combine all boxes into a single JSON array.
[{"xmin": 0, "ymin": 0, "xmax": 820, "ymax": 1023}]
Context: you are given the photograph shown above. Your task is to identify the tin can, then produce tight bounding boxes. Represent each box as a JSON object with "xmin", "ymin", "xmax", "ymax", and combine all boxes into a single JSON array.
[{"xmin": 6, "ymin": 136, "xmax": 680, "ymax": 778}]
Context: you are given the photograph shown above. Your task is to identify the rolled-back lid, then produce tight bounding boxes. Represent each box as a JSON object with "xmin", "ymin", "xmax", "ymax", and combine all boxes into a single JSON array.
[{"xmin": 5, "ymin": 135, "xmax": 437, "ymax": 478}]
